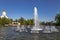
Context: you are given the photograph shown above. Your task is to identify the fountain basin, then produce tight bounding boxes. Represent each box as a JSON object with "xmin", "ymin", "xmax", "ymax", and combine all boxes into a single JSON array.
[
  {"xmin": 31, "ymin": 27, "xmax": 43, "ymax": 33},
  {"xmin": 31, "ymin": 28, "xmax": 43, "ymax": 30}
]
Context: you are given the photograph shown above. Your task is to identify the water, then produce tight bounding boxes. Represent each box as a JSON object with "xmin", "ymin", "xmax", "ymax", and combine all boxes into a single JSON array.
[
  {"xmin": 0, "ymin": 27, "xmax": 60, "ymax": 40},
  {"xmin": 31, "ymin": 7, "xmax": 42, "ymax": 33},
  {"xmin": 16, "ymin": 7, "xmax": 59, "ymax": 33},
  {"xmin": 31, "ymin": 7, "xmax": 59, "ymax": 33},
  {"xmin": 43, "ymin": 26, "xmax": 59, "ymax": 33}
]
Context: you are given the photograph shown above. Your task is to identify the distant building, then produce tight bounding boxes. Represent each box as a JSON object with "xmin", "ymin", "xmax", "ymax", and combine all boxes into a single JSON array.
[
  {"xmin": 0, "ymin": 10, "xmax": 8, "ymax": 18},
  {"xmin": 9, "ymin": 22, "xmax": 20, "ymax": 26}
]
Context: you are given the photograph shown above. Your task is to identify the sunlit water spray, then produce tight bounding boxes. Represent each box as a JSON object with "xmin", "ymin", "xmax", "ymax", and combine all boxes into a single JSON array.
[
  {"xmin": 31, "ymin": 7, "xmax": 43, "ymax": 33},
  {"xmin": 16, "ymin": 23, "xmax": 27, "ymax": 32},
  {"xmin": 16, "ymin": 23, "xmax": 20, "ymax": 31},
  {"xmin": 43, "ymin": 26, "xmax": 59, "ymax": 33},
  {"xmin": 16, "ymin": 7, "xmax": 59, "ymax": 33}
]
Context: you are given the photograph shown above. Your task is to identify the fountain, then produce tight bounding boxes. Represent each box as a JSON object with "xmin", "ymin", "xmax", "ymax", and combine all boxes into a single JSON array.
[
  {"xmin": 16, "ymin": 23, "xmax": 27, "ymax": 32},
  {"xmin": 20, "ymin": 25, "xmax": 26, "ymax": 32},
  {"xmin": 16, "ymin": 7, "xmax": 59, "ymax": 33},
  {"xmin": 16, "ymin": 23, "xmax": 21, "ymax": 32},
  {"xmin": 51, "ymin": 26, "xmax": 59, "ymax": 32},
  {"xmin": 43, "ymin": 26, "xmax": 51, "ymax": 33},
  {"xmin": 43, "ymin": 26, "xmax": 59, "ymax": 33},
  {"xmin": 31, "ymin": 7, "xmax": 43, "ymax": 33}
]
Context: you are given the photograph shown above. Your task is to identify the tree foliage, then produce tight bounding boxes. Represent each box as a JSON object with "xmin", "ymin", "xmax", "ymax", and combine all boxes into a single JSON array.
[
  {"xmin": 55, "ymin": 14, "xmax": 60, "ymax": 26},
  {"xmin": 0, "ymin": 17, "xmax": 13, "ymax": 26},
  {"xmin": 26, "ymin": 19, "xmax": 34, "ymax": 25},
  {"xmin": 18, "ymin": 17, "xmax": 34, "ymax": 26},
  {"xmin": 18, "ymin": 17, "xmax": 26, "ymax": 25}
]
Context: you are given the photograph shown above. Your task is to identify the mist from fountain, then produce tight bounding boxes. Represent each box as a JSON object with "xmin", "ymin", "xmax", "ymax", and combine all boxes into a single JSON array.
[
  {"xmin": 16, "ymin": 23, "xmax": 20, "ymax": 30},
  {"xmin": 16, "ymin": 7, "xmax": 59, "ymax": 33},
  {"xmin": 31, "ymin": 7, "xmax": 43, "ymax": 33},
  {"xmin": 16, "ymin": 23, "xmax": 27, "ymax": 32},
  {"xmin": 43, "ymin": 26, "xmax": 59, "ymax": 33},
  {"xmin": 51, "ymin": 26, "xmax": 59, "ymax": 32}
]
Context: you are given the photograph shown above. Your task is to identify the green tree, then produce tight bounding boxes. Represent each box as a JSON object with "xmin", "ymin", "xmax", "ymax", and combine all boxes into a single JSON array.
[
  {"xmin": 55, "ymin": 14, "xmax": 60, "ymax": 26},
  {"xmin": 18, "ymin": 17, "xmax": 26, "ymax": 25},
  {"xmin": 14, "ymin": 19, "xmax": 18, "ymax": 22},
  {"xmin": 41, "ymin": 22, "xmax": 46, "ymax": 25},
  {"xmin": 26, "ymin": 19, "xmax": 34, "ymax": 26},
  {"xmin": 29, "ymin": 19, "xmax": 34, "ymax": 25},
  {"xmin": 0, "ymin": 17, "xmax": 12, "ymax": 26},
  {"xmin": 18, "ymin": 17, "xmax": 34, "ymax": 26},
  {"xmin": 9, "ymin": 19, "xmax": 13, "ymax": 23}
]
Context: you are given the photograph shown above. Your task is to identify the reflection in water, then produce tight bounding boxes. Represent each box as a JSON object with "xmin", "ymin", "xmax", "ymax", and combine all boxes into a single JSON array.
[{"xmin": 0, "ymin": 27, "xmax": 60, "ymax": 40}]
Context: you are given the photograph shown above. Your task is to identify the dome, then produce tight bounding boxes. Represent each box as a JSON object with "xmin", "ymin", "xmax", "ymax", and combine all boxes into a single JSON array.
[
  {"xmin": 0, "ymin": 10, "xmax": 8, "ymax": 18},
  {"xmin": 2, "ymin": 10, "xmax": 6, "ymax": 16}
]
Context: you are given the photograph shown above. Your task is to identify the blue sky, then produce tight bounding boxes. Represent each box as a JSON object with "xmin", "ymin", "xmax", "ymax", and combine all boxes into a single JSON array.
[{"xmin": 0, "ymin": 0, "xmax": 60, "ymax": 22}]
